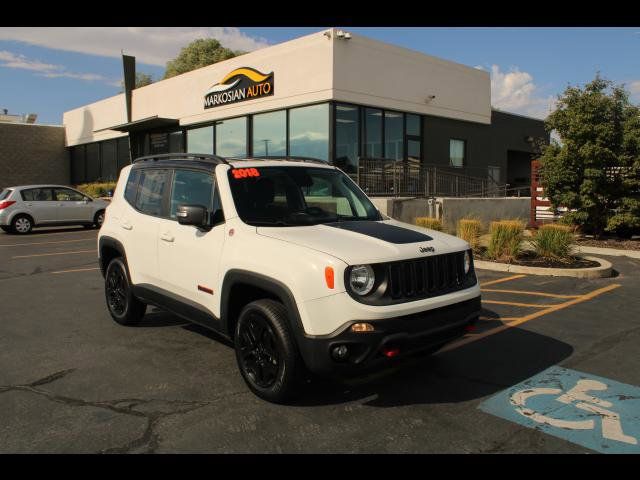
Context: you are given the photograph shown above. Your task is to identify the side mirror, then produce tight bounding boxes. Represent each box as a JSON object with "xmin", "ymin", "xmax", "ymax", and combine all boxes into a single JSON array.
[
  {"xmin": 177, "ymin": 204, "xmax": 208, "ymax": 228},
  {"xmin": 211, "ymin": 208, "xmax": 225, "ymax": 225}
]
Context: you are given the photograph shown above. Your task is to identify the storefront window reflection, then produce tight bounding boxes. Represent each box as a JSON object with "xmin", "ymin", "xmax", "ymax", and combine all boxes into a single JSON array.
[
  {"xmin": 335, "ymin": 104, "xmax": 359, "ymax": 173},
  {"xmin": 252, "ymin": 110, "xmax": 286, "ymax": 157},
  {"xmin": 289, "ymin": 103, "xmax": 329, "ymax": 161},
  {"xmin": 384, "ymin": 111, "xmax": 403, "ymax": 160},
  {"xmin": 364, "ymin": 108, "xmax": 383, "ymax": 158},
  {"xmin": 216, "ymin": 117, "xmax": 247, "ymax": 157},
  {"xmin": 187, "ymin": 126, "xmax": 213, "ymax": 154}
]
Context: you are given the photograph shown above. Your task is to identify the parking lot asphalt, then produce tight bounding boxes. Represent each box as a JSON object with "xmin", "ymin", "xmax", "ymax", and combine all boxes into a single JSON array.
[{"xmin": 1, "ymin": 227, "xmax": 639, "ymax": 453}]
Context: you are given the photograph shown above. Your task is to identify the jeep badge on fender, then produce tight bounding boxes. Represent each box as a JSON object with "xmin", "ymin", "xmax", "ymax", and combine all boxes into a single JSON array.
[{"xmin": 98, "ymin": 153, "xmax": 480, "ymax": 403}]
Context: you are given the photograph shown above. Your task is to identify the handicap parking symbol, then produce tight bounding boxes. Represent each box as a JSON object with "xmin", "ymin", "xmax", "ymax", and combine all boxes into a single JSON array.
[{"xmin": 479, "ymin": 366, "xmax": 640, "ymax": 453}]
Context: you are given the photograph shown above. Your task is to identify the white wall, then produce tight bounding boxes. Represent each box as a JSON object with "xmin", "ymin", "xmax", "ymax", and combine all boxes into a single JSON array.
[{"xmin": 63, "ymin": 28, "xmax": 492, "ymax": 147}]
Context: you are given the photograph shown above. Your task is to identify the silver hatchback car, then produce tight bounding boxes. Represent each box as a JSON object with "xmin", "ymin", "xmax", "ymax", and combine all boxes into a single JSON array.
[{"xmin": 0, "ymin": 185, "xmax": 109, "ymax": 234}]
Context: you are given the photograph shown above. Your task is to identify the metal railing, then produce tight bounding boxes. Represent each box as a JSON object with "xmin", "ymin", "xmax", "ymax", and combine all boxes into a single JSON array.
[{"xmin": 352, "ymin": 158, "xmax": 523, "ymax": 198}]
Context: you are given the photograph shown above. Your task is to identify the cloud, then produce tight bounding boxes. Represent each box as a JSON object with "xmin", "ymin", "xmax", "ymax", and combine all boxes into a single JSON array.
[
  {"xmin": 0, "ymin": 50, "xmax": 119, "ymax": 86},
  {"xmin": 485, "ymin": 64, "xmax": 556, "ymax": 119},
  {"xmin": 0, "ymin": 27, "xmax": 270, "ymax": 66}
]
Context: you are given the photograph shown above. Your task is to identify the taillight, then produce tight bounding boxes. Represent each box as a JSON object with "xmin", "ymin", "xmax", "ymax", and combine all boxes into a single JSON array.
[{"xmin": 0, "ymin": 201, "xmax": 16, "ymax": 210}]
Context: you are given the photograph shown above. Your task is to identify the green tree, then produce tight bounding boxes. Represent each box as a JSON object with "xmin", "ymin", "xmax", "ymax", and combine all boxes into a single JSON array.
[
  {"xmin": 164, "ymin": 39, "xmax": 241, "ymax": 79},
  {"xmin": 119, "ymin": 72, "xmax": 154, "ymax": 91},
  {"xmin": 539, "ymin": 75, "xmax": 640, "ymax": 237}
]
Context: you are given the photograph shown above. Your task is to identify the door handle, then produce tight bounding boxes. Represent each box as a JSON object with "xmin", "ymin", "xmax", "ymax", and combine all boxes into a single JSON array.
[
  {"xmin": 120, "ymin": 221, "xmax": 133, "ymax": 230},
  {"xmin": 160, "ymin": 232, "xmax": 174, "ymax": 242}
]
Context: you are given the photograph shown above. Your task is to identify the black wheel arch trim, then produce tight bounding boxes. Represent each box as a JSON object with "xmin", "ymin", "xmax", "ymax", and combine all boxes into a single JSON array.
[
  {"xmin": 98, "ymin": 236, "xmax": 130, "ymax": 279},
  {"xmin": 220, "ymin": 269, "xmax": 306, "ymax": 338}
]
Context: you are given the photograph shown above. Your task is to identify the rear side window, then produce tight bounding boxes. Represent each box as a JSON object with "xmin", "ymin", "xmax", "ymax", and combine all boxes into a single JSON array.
[
  {"xmin": 21, "ymin": 188, "xmax": 53, "ymax": 201},
  {"xmin": 0, "ymin": 189, "xmax": 12, "ymax": 200},
  {"xmin": 124, "ymin": 169, "xmax": 140, "ymax": 206},
  {"xmin": 135, "ymin": 169, "xmax": 170, "ymax": 217}
]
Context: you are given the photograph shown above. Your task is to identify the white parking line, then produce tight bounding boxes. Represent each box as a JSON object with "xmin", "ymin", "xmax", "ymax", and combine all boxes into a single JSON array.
[
  {"xmin": 0, "ymin": 238, "xmax": 95, "ymax": 247},
  {"xmin": 51, "ymin": 267, "xmax": 101, "ymax": 274},
  {"xmin": 11, "ymin": 249, "xmax": 97, "ymax": 259}
]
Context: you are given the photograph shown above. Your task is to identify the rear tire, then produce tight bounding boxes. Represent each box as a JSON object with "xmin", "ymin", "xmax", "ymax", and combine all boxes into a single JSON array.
[
  {"xmin": 11, "ymin": 215, "xmax": 33, "ymax": 234},
  {"xmin": 234, "ymin": 299, "xmax": 304, "ymax": 403},
  {"xmin": 105, "ymin": 257, "xmax": 146, "ymax": 326}
]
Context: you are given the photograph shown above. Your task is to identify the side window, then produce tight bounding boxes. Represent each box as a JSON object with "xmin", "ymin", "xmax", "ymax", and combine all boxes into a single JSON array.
[
  {"xmin": 21, "ymin": 188, "xmax": 53, "ymax": 201},
  {"xmin": 124, "ymin": 169, "xmax": 140, "ymax": 206},
  {"xmin": 135, "ymin": 169, "xmax": 170, "ymax": 217},
  {"xmin": 169, "ymin": 169, "xmax": 214, "ymax": 219},
  {"xmin": 54, "ymin": 188, "xmax": 84, "ymax": 201}
]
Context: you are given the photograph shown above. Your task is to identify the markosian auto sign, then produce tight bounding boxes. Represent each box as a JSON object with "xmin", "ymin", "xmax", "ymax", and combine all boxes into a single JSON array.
[{"xmin": 204, "ymin": 67, "xmax": 274, "ymax": 109}]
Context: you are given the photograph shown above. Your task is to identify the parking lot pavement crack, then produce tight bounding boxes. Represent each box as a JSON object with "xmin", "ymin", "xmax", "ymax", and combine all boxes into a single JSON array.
[
  {"xmin": 563, "ymin": 325, "xmax": 640, "ymax": 369},
  {"xmin": 28, "ymin": 368, "xmax": 76, "ymax": 387}
]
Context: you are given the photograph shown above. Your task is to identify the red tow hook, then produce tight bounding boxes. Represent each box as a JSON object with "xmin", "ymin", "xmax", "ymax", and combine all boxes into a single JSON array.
[{"xmin": 381, "ymin": 346, "xmax": 400, "ymax": 358}]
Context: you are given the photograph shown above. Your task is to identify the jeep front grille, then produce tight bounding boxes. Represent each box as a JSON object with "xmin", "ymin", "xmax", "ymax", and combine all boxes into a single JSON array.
[{"xmin": 387, "ymin": 252, "xmax": 470, "ymax": 301}]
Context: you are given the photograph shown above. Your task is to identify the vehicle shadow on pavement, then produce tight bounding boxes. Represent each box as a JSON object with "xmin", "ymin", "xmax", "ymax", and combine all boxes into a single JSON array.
[{"xmin": 293, "ymin": 322, "xmax": 574, "ymax": 408}]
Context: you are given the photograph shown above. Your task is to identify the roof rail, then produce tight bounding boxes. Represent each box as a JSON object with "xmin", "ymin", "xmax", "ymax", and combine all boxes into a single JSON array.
[
  {"xmin": 132, "ymin": 153, "xmax": 229, "ymax": 165},
  {"xmin": 229, "ymin": 156, "xmax": 330, "ymax": 165}
]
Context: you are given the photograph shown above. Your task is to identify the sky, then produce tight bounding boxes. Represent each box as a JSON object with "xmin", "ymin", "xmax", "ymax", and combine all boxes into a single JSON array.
[{"xmin": 1, "ymin": 27, "xmax": 639, "ymax": 125}]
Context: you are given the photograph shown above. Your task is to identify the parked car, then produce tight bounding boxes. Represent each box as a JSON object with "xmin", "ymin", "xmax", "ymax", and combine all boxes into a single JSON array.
[
  {"xmin": 0, "ymin": 185, "xmax": 108, "ymax": 234},
  {"xmin": 98, "ymin": 154, "xmax": 481, "ymax": 402}
]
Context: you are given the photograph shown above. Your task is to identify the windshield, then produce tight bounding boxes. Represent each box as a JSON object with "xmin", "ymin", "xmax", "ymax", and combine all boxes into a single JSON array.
[{"xmin": 227, "ymin": 166, "xmax": 382, "ymax": 226}]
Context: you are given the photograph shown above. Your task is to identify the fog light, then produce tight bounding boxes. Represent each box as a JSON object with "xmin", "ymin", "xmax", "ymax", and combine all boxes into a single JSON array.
[
  {"xmin": 350, "ymin": 322, "xmax": 374, "ymax": 333},
  {"xmin": 332, "ymin": 345, "xmax": 349, "ymax": 360}
]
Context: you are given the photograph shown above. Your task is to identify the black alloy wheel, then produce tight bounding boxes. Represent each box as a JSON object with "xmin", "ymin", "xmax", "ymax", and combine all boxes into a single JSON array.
[
  {"xmin": 238, "ymin": 312, "xmax": 281, "ymax": 388},
  {"xmin": 104, "ymin": 257, "xmax": 146, "ymax": 325},
  {"xmin": 234, "ymin": 299, "xmax": 304, "ymax": 403}
]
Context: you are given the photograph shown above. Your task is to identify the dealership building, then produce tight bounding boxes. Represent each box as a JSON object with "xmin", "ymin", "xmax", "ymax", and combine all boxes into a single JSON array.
[{"xmin": 2, "ymin": 28, "xmax": 548, "ymax": 193}]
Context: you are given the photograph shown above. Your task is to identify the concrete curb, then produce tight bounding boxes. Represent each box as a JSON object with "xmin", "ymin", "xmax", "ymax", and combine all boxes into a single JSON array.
[
  {"xmin": 474, "ymin": 256, "xmax": 612, "ymax": 279},
  {"xmin": 575, "ymin": 245, "xmax": 640, "ymax": 259}
]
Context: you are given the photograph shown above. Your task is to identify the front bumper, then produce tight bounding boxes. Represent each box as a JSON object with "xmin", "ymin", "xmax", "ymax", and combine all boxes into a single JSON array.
[{"xmin": 296, "ymin": 296, "xmax": 481, "ymax": 375}]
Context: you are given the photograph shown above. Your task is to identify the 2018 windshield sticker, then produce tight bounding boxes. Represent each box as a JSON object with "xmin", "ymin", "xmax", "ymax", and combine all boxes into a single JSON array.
[{"xmin": 231, "ymin": 168, "xmax": 260, "ymax": 179}]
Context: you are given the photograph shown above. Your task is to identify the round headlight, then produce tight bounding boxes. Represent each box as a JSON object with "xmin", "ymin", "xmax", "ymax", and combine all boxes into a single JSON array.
[
  {"xmin": 464, "ymin": 250, "xmax": 471, "ymax": 274},
  {"xmin": 349, "ymin": 265, "xmax": 375, "ymax": 296}
]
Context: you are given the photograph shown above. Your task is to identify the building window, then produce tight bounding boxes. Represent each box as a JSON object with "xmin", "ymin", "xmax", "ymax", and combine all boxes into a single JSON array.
[
  {"xmin": 449, "ymin": 139, "xmax": 466, "ymax": 168},
  {"xmin": 252, "ymin": 110, "xmax": 286, "ymax": 157},
  {"xmin": 169, "ymin": 131, "xmax": 184, "ymax": 153},
  {"xmin": 117, "ymin": 137, "xmax": 131, "ymax": 170},
  {"xmin": 86, "ymin": 143, "xmax": 101, "ymax": 181},
  {"xmin": 364, "ymin": 108, "xmax": 383, "ymax": 158},
  {"xmin": 334, "ymin": 103, "xmax": 359, "ymax": 173},
  {"xmin": 289, "ymin": 103, "xmax": 329, "ymax": 161},
  {"xmin": 406, "ymin": 113, "xmax": 422, "ymax": 163},
  {"xmin": 406, "ymin": 113, "xmax": 421, "ymax": 136},
  {"xmin": 384, "ymin": 111, "xmax": 403, "ymax": 160},
  {"xmin": 71, "ymin": 146, "xmax": 86, "ymax": 184},
  {"xmin": 488, "ymin": 166, "xmax": 500, "ymax": 185},
  {"xmin": 101, "ymin": 139, "xmax": 118, "ymax": 181},
  {"xmin": 216, "ymin": 117, "xmax": 247, "ymax": 157},
  {"xmin": 187, "ymin": 126, "xmax": 214, "ymax": 154}
]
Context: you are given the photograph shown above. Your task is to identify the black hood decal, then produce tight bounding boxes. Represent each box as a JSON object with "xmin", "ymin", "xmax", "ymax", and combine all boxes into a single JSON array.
[{"xmin": 324, "ymin": 221, "xmax": 433, "ymax": 244}]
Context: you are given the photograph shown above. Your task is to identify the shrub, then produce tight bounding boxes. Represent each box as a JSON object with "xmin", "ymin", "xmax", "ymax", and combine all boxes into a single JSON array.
[
  {"xmin": 531, "ymin": 224, "xmax": 575, "ymax": 260},
  {"xmin": 415, "ymin": 217, "xmax": 443, "ymax": 231},
  {"xmin": 75, "ymin": 182, "xmax": 117, "ymax": 198},
  {"xmin": 487, "ymin": 220, "xmax": 525, "ymax": 262},
  {"xmin": 457, "ymin": 219, "xmax": 482, "ymax": 251}
]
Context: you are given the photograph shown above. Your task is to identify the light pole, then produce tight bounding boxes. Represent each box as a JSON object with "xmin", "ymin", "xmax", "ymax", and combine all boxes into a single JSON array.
[{"xmin": 260, "ymin": 139, "xmax": 271, "ymax": 156}]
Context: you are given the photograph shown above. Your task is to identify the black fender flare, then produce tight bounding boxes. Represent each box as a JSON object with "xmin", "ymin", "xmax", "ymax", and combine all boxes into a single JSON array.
[
  {"xmin": 98, "ymin": 236, "xmax": 130, "ymax": 279},
  {"xmin": 220, "ymin": 269, "xmax": 307, "ymax": 341}
]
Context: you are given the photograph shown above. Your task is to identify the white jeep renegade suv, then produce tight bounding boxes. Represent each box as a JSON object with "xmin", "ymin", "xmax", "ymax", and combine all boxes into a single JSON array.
[{"xmin": 98, "ymin": 153, "xmax": 481, "ymax": 402}]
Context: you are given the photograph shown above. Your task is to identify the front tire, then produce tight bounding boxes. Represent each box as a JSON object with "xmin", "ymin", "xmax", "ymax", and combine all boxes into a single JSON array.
[
  {"xmin": 234, "ymin": 299, "xmax": 304, "ymax": 403},
  {"xmin": 104, "ymin": 257, "xmax": 146, "ymax": 325},
  {"xmin": 94, "ymin": 210, "xmax": 105, "ymax": 228},
  {"xmin": 11, "ymin": 215, "xmax": 33, "ymax": 234}
]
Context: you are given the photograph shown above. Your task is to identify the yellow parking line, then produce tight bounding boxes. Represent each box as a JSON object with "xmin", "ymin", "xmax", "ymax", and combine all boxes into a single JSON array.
[
  {"xmin": 479, "ymin": 316, "xmax": 518, "ymax": 322},
  {"xmin": 0, "ymin": 238, "xmax": 95, "ymax": 247},
  {"xmin": 482, "ymin": 299, "xmax": 556, "ymax": 308},
  {"xmin": 439, "ymin": 283, "xmax": 621, "ymax": 353},
  {"xmin": 51, "ymin": 267, "xmax": 100, "ymax": 274},
  {"xmin": 11, "ymin": 249, "xmax": 97, "ymax": 259},
  {"xmin": 480, "ymin": 274, "xmax": 526, "ymax": 287},
  {"xmin": 481, "ymin": 288, "xmax": 581, "ymax": 299}
]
